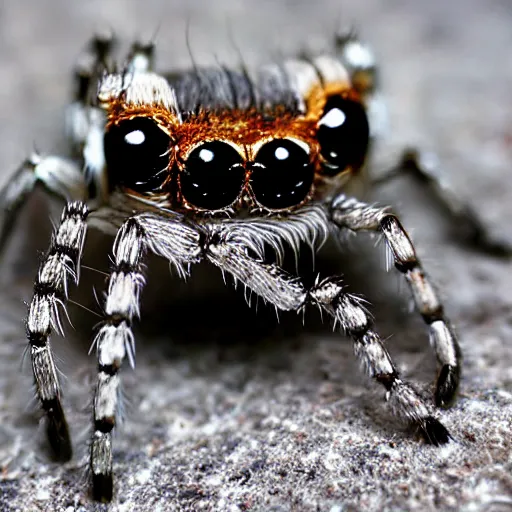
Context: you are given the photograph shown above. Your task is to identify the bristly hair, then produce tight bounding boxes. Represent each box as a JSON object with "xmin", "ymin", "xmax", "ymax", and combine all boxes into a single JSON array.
[
  {"xmin": 219, "ymin": 204, "xmax": 330, "ymax": 267},
  {"xmin": 166, "ymin": 61, "xmax": 303, "ymax": 115}
]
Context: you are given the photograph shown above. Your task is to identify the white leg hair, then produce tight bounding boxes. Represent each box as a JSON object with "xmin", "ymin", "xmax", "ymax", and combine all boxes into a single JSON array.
[
  {"xmin": 26, "ymin": 201, "xmax": 88, "ymax": 461},
  {"xmin": 135, "ymin": 211, "xmax": 449, "ymax": 441},
  {"xmin": 89, "ymin": 213, "xmax": 202, "ymax": 502},
  {"xmin": 204, "ymin": 225, "xmax": 450, "ymax": 444},
  {"xmin": 329, "ymin": 194, "xmax": 461, "ymax": 407},
  {"xmin": 90, "ymin": 219, "xmax": 146, "ymax": 502}
]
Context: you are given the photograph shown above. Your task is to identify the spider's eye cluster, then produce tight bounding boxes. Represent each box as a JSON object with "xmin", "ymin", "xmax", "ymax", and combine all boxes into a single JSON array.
[
  {"xmin": 104, "ymin": 117, "xmax": 171, "ymax": 191},
  {"xmin": 104, "ymin": 116, "xmax": 318, "ymax": 211},
  {"xmin": 180, "ymin": 138, "xmax": 315, "ymax": 211},
  {"xmin": 317, "ymin": 96, "xmax": 369, "ymax": 175},
  {"xmin": 181, "ymin": 141, "xmax": 245, "ymax": 210},
  {"xmin": 250, "ymin": 139, "xmax": 314, "ymax": 209}
]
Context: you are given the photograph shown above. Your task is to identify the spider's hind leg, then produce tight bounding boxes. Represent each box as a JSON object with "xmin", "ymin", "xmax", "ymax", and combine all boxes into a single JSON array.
[
  {"xmin": 0, "ymin": 154, "xmax": 87, "ymax": 255},
  {"xmin": 126, "ymin": 40, "xmax": 156, "ymax": 74},
  {"xmin": 372, "ymin": 148, "xmax": 512, "ymax": 257},
  {"xmin": 66, "ymin": 30, "xmax": 117, "ymax": 153},
  {"xmin": 73, "ymin": 30, "xmax": 117, "ymax": 104}
]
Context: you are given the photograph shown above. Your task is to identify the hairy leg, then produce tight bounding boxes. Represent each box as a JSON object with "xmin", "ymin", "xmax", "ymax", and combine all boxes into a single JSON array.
[
  {"xmin": 126, "ymin": 211, "xmax": 449, "ymax": 442},
  {"xmin": 329, "ymin": 194, "xmax": 461, "ymax": 406},
  {"xmin": 88, "ymin": 209, "xmax": 451, "ymax": 501},
  {"xmin": 26, "ymin": 201, "xmax": 88, "ymax": 461},
  {"xmin": 203, "ymin": 224, "xmax": 450, "ymax": 443},
  {"xmin": 90, "ymin": 219, "xmax": 147, "ymax": 502},
  {"xmin": 89, "ymin": 212, "xmax": 201, "ymax": 501}
]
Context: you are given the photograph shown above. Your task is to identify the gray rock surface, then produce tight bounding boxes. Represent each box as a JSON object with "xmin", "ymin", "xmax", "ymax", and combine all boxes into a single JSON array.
[{"xmin": 0, "ymin": 0, "xmax": 511, "ymax": 510}]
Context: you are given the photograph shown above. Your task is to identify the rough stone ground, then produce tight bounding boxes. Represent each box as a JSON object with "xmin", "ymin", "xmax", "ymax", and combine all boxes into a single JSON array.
[{"xmin": 0, "ymin": 1, "xmax": 511, "ymax": 511}]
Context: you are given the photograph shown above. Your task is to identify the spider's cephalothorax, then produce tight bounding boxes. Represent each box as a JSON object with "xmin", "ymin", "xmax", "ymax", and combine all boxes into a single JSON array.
[
  {"xmin": 0, "ymin": 33, "xmax": 462, "ymax": 502},
  {"xmin": 99, "ymin": 52, "xmax": 371, "ymax": 216}
]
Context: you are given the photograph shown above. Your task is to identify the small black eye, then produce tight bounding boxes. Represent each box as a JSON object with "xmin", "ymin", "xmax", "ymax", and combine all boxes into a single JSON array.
[
  {"xmin": 317, "ymin": 96, "xmax": 369, "ymax": 175},
  {"xmin": 104, "ymin": 117, "xmax": 170, "ymax": 191},
  {"xmin": 250, "ymin": 138, "xmax": 314, "ymax": 209},
  {"xmin": 180, "ymin": 141, "xmax": 245, "ymax": 210}
]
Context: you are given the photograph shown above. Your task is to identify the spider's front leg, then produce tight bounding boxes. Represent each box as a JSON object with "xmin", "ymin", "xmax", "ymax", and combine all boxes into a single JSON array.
[
  {"xmin": 329, "ymin": 195, "xmax": 461, "ymax": 407},
  {"xmin": 205, "ymin": 225, "xmax": 450, "ymax": 444},
  {"xmin": 89, "ymin": 213, "xmax": 202, "ymax": 502},
  {"xmin": 26, "ymin": 201, "xmax": 88, "ymax": 461},
  {"xmin": 89, "ymin": 219, "xmax": 146, "ymax": 502}
]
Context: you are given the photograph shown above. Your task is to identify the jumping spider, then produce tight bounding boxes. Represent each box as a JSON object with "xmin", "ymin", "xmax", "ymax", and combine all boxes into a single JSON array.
[{"xmin": 4, "ymin": 31, "xmax": 488, "ymax": 502}]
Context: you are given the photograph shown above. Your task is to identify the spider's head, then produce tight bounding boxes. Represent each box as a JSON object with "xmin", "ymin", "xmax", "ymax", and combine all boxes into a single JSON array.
[{"xmin": 97, "ymin": 57, "xmax": 371, "ymax": 217}]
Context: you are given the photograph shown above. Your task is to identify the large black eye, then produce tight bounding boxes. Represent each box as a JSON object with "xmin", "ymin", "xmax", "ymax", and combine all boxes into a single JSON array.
[
  {"xmin": 317, "ymin": 96, "xmax": 369, "ymax": 175},
  {"xmin": 250, "ymin": 138, "xmax": 314, "ymax": 209},
  {"xmin": 104, "ymin": 117, "xmax": 170, "ymax": 191},
  {"xmin": 180, "ymin": 141, "xmax": 245, "ymax": 210}
]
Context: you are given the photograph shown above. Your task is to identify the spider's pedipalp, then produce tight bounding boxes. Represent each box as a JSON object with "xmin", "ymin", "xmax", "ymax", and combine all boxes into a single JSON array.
[
  {"xmin": 223, "ymin": 204, "xmax": 329, "ymax": 267},
  {"xmin": 207, "ymin": 228, "xmax": 307, "ymax": 311}
]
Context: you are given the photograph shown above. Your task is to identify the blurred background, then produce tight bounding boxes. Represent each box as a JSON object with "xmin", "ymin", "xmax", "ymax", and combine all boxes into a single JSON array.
[{"xmin": 0, "ymin": 1, "xmax": 511, "ymax": 510}]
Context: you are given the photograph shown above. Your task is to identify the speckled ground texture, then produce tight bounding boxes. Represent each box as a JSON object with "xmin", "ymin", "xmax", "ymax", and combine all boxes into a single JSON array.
[{"xmin": 0, "ymin": 1, "xmax": 511, "ymax": 511}]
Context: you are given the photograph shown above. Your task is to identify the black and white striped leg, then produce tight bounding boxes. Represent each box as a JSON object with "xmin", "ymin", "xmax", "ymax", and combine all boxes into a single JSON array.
[
  {"xmin": 204, "ymin": 231, "xmax": 450, "ymax": 444},
  {"xmin": 309, "ymin": 276, "xmax": 450, "ymax": 444},
  {"xmin": 26, "ymin": 201, "xmax": 88, "ymax": 461},
  {"xmin": 329, "ymin": 195, "xmax": 461, "ymax": 407},
  {"xmin": 90, "ymin": 219, "xmax": 147, "ymax": 502}
]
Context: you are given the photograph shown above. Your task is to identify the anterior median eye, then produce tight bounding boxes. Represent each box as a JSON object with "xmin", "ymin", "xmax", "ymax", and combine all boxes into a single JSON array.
[
  {"xmin": 250, "ymin": 138, "xmax": 314, "ymax": 210},
  {"xmin": 104, "ymin": 117, "xmax": 171, "ymax": 191},
  {"xmin": 317, "ymin": 96, "xmax": 369, "ymax": 175},
  {"xmin": 180, "ymin": 141, "xmax": 245, "ymax": 210}
]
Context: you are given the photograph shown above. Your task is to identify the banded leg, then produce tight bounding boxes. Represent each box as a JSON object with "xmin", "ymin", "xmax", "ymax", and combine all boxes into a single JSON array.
[
  {"xmin": 86, "ymin": 212, "xmax": 450, "ymax": 503},
  {"xmin": 87, "ymin": 212, "xmax": 202, "ymax": 502},
  {"xmin": 204, "ymin": 228, "xmax": 450, "ymax": 444},
  {"xmin": 329, "ymin": 195, "xmax": 461, "ymax": 406},
  {"xmin": 129, "ymin": 216, "xmax": 449, "ymax": 440},
  {"xmin": 26, "ymin": 201, "xmax": 88, "ymax": 460},
  {"xmin": 90, "ymin": 219, "xmax": 147, "ymax": 502}
]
